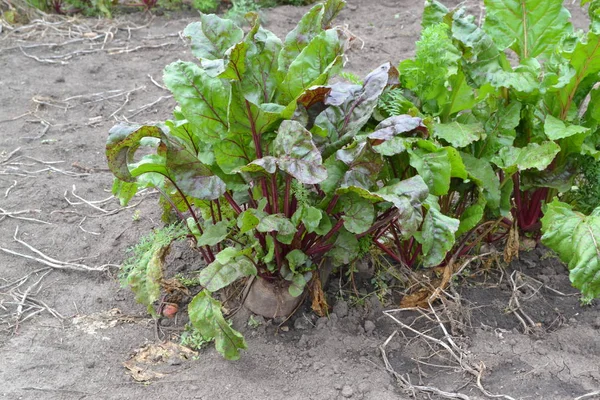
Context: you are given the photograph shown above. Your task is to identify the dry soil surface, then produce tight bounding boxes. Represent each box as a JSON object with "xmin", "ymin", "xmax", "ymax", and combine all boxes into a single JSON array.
[{"xmin": 0, "ymin": 1, "xmax": 599, "ymax": 399}]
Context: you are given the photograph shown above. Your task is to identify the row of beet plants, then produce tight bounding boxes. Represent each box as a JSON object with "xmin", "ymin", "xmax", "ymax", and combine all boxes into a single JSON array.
[{"xmin": 106, "ymin": 0, "xmax": 600, "ymax": 359}]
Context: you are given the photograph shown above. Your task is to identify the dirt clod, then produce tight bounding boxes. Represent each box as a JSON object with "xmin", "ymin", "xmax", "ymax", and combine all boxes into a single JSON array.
[{"xmin": 333, "ymin": 300, "xmax": 349, "ymax": 318}]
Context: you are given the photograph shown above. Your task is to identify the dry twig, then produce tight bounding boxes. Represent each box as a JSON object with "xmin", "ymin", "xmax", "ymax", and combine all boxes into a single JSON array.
[{"xmin": 0, "ymin": 227, "xmax": 118, "ymax": 272}]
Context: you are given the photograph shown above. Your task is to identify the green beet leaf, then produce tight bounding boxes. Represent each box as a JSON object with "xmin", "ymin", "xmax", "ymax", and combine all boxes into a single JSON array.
[
  {"xmin": 183, "ymin": 15, "xmax": 244, "ymax": 75},
  {"xmin": 456, "ymin": 190, "xmax": 487, "ymax": 237},
  {"xmin": 460, "ymin": 152, "xmax": 501, "ymax": 210},
  {"xmin": 418, "ymin": 198, "xmax": 460, "ymax": 267},
  {"xmin": 279, "ymin": 29, "xmax": 343, "ymax": 104},
  {"xmin": 541, "ymin": 200, "xmax": 600, "ymax": 299},
  {"xmin": 492, "ymin": 141, "xmax": 561, "ymax": 173},
  {"xmin": 163, "ymin": 61, "xmax": 229, "ymax": 144},
  {"xmin": 106, "ymin": 124, "xmax": 163, "ymax": 182},
  {"xmin": 544, "ymin": 115, "xmax": 590, "ymax": 140},
  {"xmin": 273, "ymin": 120, "xmax": 327, "ymax": 184},
  {"xmin": 408, "ymin": 148, "xmax": 452, "ymax": 196},
  {"xmin": 199, "ymin": 255, "xmax": 257, "ymax": 292},
  {"xmin": 257, "ymin": 214, "xmax": 297, "ymax": 237},
  {"xmin": 376, "ymin": 176, "xmax": 429, "ymax": 237},
  {"xmin": 341, "ymin": 193, "xmax": 375, "ymax": 234},
  {"xmin": 329, "ymin": 229, "xmax": 359, "ymax": 266},
  {"xmin": 318, "ymin": 63, "xmax": 395, "ymax": 158},
  {"xmin": 188, "ymin": 290, "xmax": 247, "ymax": 360},
  {"xmin": 433, "ymin": 122, "xmax": 484, "ymax": 148},
  {"xmin": 166, "ymin": 140, "xmax": 226, "ymax": 201},
  {"xmin": 483, "ymin": 0, "xmax": 571, "ymax": 60},
  {"xmin": 196, "ymin": 220, "xmax": 230, "ymax": 247},
  {"xmin": 278, "ymin": 0, "xmax": 345, "ymax": 74}
]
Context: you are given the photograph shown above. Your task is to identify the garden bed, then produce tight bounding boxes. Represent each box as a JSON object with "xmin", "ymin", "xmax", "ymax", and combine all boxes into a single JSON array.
[{"xmin": 0, "ymin": 1, "xmax": 599, "ymax": 399}]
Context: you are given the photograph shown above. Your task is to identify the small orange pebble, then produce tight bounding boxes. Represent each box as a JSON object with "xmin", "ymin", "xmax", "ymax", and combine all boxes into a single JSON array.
[{"xmin": 162, "ymin": 303, "xmax": 179, "ymax": 319}]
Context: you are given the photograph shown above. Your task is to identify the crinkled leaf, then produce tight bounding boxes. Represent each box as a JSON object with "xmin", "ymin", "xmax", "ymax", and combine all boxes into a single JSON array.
[
  {"xmin": 556, "ymin": 32, "xmax": 600, "ymax": 115},
  {"xmin": 451, "ymin": 9, "xmax": 537, "ymax": 92},
  {"xmin": 106, "ymin": 124, "xmax": 163, "ymax": 182},
  {"xmin": 272, "ymin": 120, "xmax": 327, "ymax": 184},
  {"xmin": 544, "ymin": 115, "xmax": 590, "ymax": 140},
  {"xmin": 183, "ymin": 15, "xmax": 244, "ymax": 75},
  {"xmin": 279, "ymin": 29, "xmax": 343, "ymax": 103},
  {"xmin": 541, "ymin": 200, "xmax": 600, "ymax": 299},
  {"xmin": 434, "ymin": 122, "xmax": 484, "ymax": 148},
  {"xmin": 188, "ymin": 290, "xmax": 247, "ymax": 360},
  {"xmin": 419, "ymin": 203, "xmax": 460, "ymax": 267},
  {"xmin": 166, "ymin": 141, "xmax": 226, "ymax": 200},
  {"xmin": 369, "ymin": 115, "xmax": 427, "ymax": 155},
  {"xmin": 376, "ymin": 176, "xmax": 429, "ymax": 237},
  {"xmin": 337, "ymin": 141, "xmax": 384, "ymax": 190},
  {"xmin": 422, "ymin": 0, "xmax": 449, "ymax": 28},
  {"xmin": 317, "ymin": 64, "xmax": 395, "ymax": 158},
  {"xmin": 125, "ymin": 244, "xmax": 168, "ymax": 316},
  {"xmin": 292, "ymin": 205, "xmax": 323, "ymax": 233},
  {"xmin": 199, "ymin": 256, "xmax": 256, "ymax": 292},
  {"xmin": 483, "ymin": 0, "xmax": 572, "ymax": 59},
  {"xmin": 257, "ymin": 214, "xmax": 297, "ymax": 236},
  {"xmin": 163, "ymin": 61, "xmax": 229, "ymax": 144},
  {"xmin": 492, "ymin": 141, "xmax": 560, "ymax": 172},
  {"xmin": 197, "ymin": 220, "xmax": 230, "ymax": 247},
  {"xmin": 278, "ymin": 0, "xmax": 344, "ymax": 74},
  {"xmin": 341, "ymin": 193, "xmax": 375, "ymax": 234}
]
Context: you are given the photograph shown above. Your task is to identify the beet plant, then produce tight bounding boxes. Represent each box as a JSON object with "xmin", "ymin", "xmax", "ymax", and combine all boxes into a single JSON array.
[
  {"xmin": 106, "ymin": 0, "xmax": 432, "ymax": 359},
  {"xmin": 374, "ymin": 0, "xmax": 600, "ymax": 297}
]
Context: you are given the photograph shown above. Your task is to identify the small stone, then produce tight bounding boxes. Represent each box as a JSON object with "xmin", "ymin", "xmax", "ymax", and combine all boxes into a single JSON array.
[
  {"xmin": 341, "ymin": 385, "xmax": 354, "ymax": 398},
  {"xmin": 333, "ymin": 300, "xmax": 349, "ymax": 318},
  {"xmin": 334, "ymin": 382, "xmax": 344, "ymax": 390},
  {"xmin": 84, "ymin": 361, "xmax": 95, "ymax": 369},
  {"xmin": 592, "ymin": 317, "xmax": 600, "ymax": 330},
  {"xmin": 357, "ymin": 381, "xmax": 371, "ymax": 394},
  {"xmin": 280, "ymin": 326, "xmax": 289, "ymax": 332},
  {"xmin": 316, "ymin": 317, "xmax": 328, "ymax": 329},
  {"xmin": 364, "ymin": 320, "xmax": 376, "ymax": 335},
  {"xmin": 347, "ymin": 3, "xmax": 358, "ymax": 11},
  {"xmin": 313, "ymin": 362, "xmax": 325, "ymax": 371},
  {"xmin": 294, "ymin": 317, "xmax": 311, "ymax": 330},
  {"xmin": 168, "ymin": 357, "xmax": 182, "ymax": 366},
  {"xmin": 298, "ymin": 334, "xmax": 309, "ymax": 348}
]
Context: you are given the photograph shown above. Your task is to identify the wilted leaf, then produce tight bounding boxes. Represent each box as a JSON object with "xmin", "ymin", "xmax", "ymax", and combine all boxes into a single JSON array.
[
  {"xmin": 199, "ymin": 255, "xmax": 256, "ymax": 292},
  {"xmin": 419, "ymin": 201, "xmax": 460, "ymax": 267},
  {"xmin": 188, "ymin": 291, "xmax": 247, "ymax": 360}
]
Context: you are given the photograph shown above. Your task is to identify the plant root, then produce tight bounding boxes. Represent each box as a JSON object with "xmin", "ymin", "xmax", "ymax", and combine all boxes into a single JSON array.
[
  {"xmin": 0, "ymin": 226, "xmax": 118, "ymax": 272},
  {"xmin": 383, "ymin": 291, "xmax": 517, "ymax": 400}
]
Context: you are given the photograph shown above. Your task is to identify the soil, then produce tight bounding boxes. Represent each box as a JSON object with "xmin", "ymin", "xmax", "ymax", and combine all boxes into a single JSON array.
[{"xmin": 0, "ymin": 1, "xmax": 599, "ymax": 400}]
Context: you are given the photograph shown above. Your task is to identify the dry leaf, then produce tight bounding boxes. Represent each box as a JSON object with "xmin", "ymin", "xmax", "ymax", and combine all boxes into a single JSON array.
[
  {"xmin": 310, "ymin": 274, "xmax": 329, "ymax": 317},
  {"xmin": 123, "ymin": 341, "xmax": 197, "ymax": 382},
  {"xmin": 504, "ymin": 220, "xmax": 519, "ymax": 263}
]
